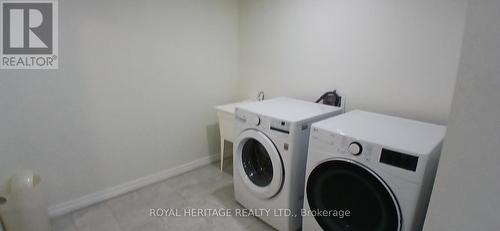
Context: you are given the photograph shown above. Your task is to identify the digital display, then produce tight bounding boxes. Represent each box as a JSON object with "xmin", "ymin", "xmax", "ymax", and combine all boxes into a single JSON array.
[{"xmin": 380, "ymin": 149, "xmax": 418, "ymax": 171}]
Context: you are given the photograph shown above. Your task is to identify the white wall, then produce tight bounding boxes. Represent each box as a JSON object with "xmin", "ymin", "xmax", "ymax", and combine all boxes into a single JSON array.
[
  {"xmin": 238, "ymin": 0, "xmax": 467, "ymax": 124},
  {"xmin": 0, "ymin": 0, "xmax": 238, "ymax": 209},
  {"xmin": 424, "ymin": 0, "xmax": 500, "ymax": 229}
]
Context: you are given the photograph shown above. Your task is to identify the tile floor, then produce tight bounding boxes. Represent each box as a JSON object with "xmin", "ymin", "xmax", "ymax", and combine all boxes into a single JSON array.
[{"xmin": 51, "ymin": 161, "xmax": 275, "ymax": 231}]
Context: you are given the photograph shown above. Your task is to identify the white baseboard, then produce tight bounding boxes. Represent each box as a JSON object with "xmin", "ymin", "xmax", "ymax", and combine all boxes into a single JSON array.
[{"xmin": 48, "ymin": 154, "xmax": 218, "ymax": 218}]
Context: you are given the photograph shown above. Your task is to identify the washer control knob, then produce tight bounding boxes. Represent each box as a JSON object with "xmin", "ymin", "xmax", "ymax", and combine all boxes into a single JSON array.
[
  {"xmin": 348, "ymin": 142, "xmax": 362, "ymax": 156},
  {"xmin": 249, "ymin": 116, "xmax": 260, "ymax": 126}
]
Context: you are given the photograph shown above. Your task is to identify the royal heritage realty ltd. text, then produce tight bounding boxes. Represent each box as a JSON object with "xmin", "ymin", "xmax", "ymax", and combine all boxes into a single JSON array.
[{"xmin": 150, "ymin": 208, "xmax": 351, "ymax": 219}]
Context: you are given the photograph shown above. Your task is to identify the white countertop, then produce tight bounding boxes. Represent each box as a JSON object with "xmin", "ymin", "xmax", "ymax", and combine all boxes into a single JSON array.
[{"xmin": 235, "ymin": 97, "xmax": 342, "ymax": 122}]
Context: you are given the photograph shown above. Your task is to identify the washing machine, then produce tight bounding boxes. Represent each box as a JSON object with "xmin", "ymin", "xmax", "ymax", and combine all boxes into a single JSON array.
[
  {"xmin": 233, "ymin": 97, "xmax": 343, "ymax": 231},
  {"xmin": 303, "ymin": 110, "xmax": 446, "ymax": 231}
]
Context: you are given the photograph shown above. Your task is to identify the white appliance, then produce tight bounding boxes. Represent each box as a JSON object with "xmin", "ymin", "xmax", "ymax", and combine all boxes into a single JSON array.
[
  {"xmin": 303, "ymin": 110, "xmax": 446, "ymax": 231},
  {"xmin": 233, "ymin": 97, "xmax": 343, "ymax": 231}
]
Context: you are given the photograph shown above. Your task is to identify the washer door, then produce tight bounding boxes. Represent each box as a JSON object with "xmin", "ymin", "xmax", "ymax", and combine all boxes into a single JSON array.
[
  {"xmin": 235, "ymin": 129, "xmax": 284, "ymax": 199},
  {"xmin": 306, "ymin": 159, "xmax": 401, "ymax": 231}
]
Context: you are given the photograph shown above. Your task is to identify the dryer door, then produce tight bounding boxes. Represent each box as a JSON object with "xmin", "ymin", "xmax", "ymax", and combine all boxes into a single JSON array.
[
  {"xmin": 235, "ymin": 129, "xmax": 284, "ymax": 199},
  {"xmin": 306, "ymin": 159, "xmax": 401, "ymax": 231}
]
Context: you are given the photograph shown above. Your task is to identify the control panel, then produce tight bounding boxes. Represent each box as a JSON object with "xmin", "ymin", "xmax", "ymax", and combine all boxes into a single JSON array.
[
  {"xmin": 248, "ymin": 115, "xmax": 260, "ymax": 126},
  {"xmin": 348, "ymin": 142, "xmax": 362, "ymax": 156},
  {"xmin": 311, "ymin": 128, "xmax": 420, "ymax": 172},
  {"xmin": 309, "ymin": 126, "xmax": 425, "ymax": 184},
  {"xmin": 235, "ymin": 110, "xmax": 260, "ymax": 127},
  {"xmin": 270, "ymin": 120, "xmax": 290, "ymax": 134},
  {"xmin": 379, "ymin": 148, "xmax": 419, "ymax": 172}
]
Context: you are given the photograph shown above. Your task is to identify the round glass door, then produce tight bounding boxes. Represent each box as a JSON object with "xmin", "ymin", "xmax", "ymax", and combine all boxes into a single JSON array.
[
  {"xmin": 235, "ymin": 130, "xmax": 283, "ymax": 199},
  {"xmin": 242, "ymin": 138, "xmax": 273, "ymax": 187},
  {"xmin": 306, "ymin": 160, "xmax": 401, "ymax": 231}
]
